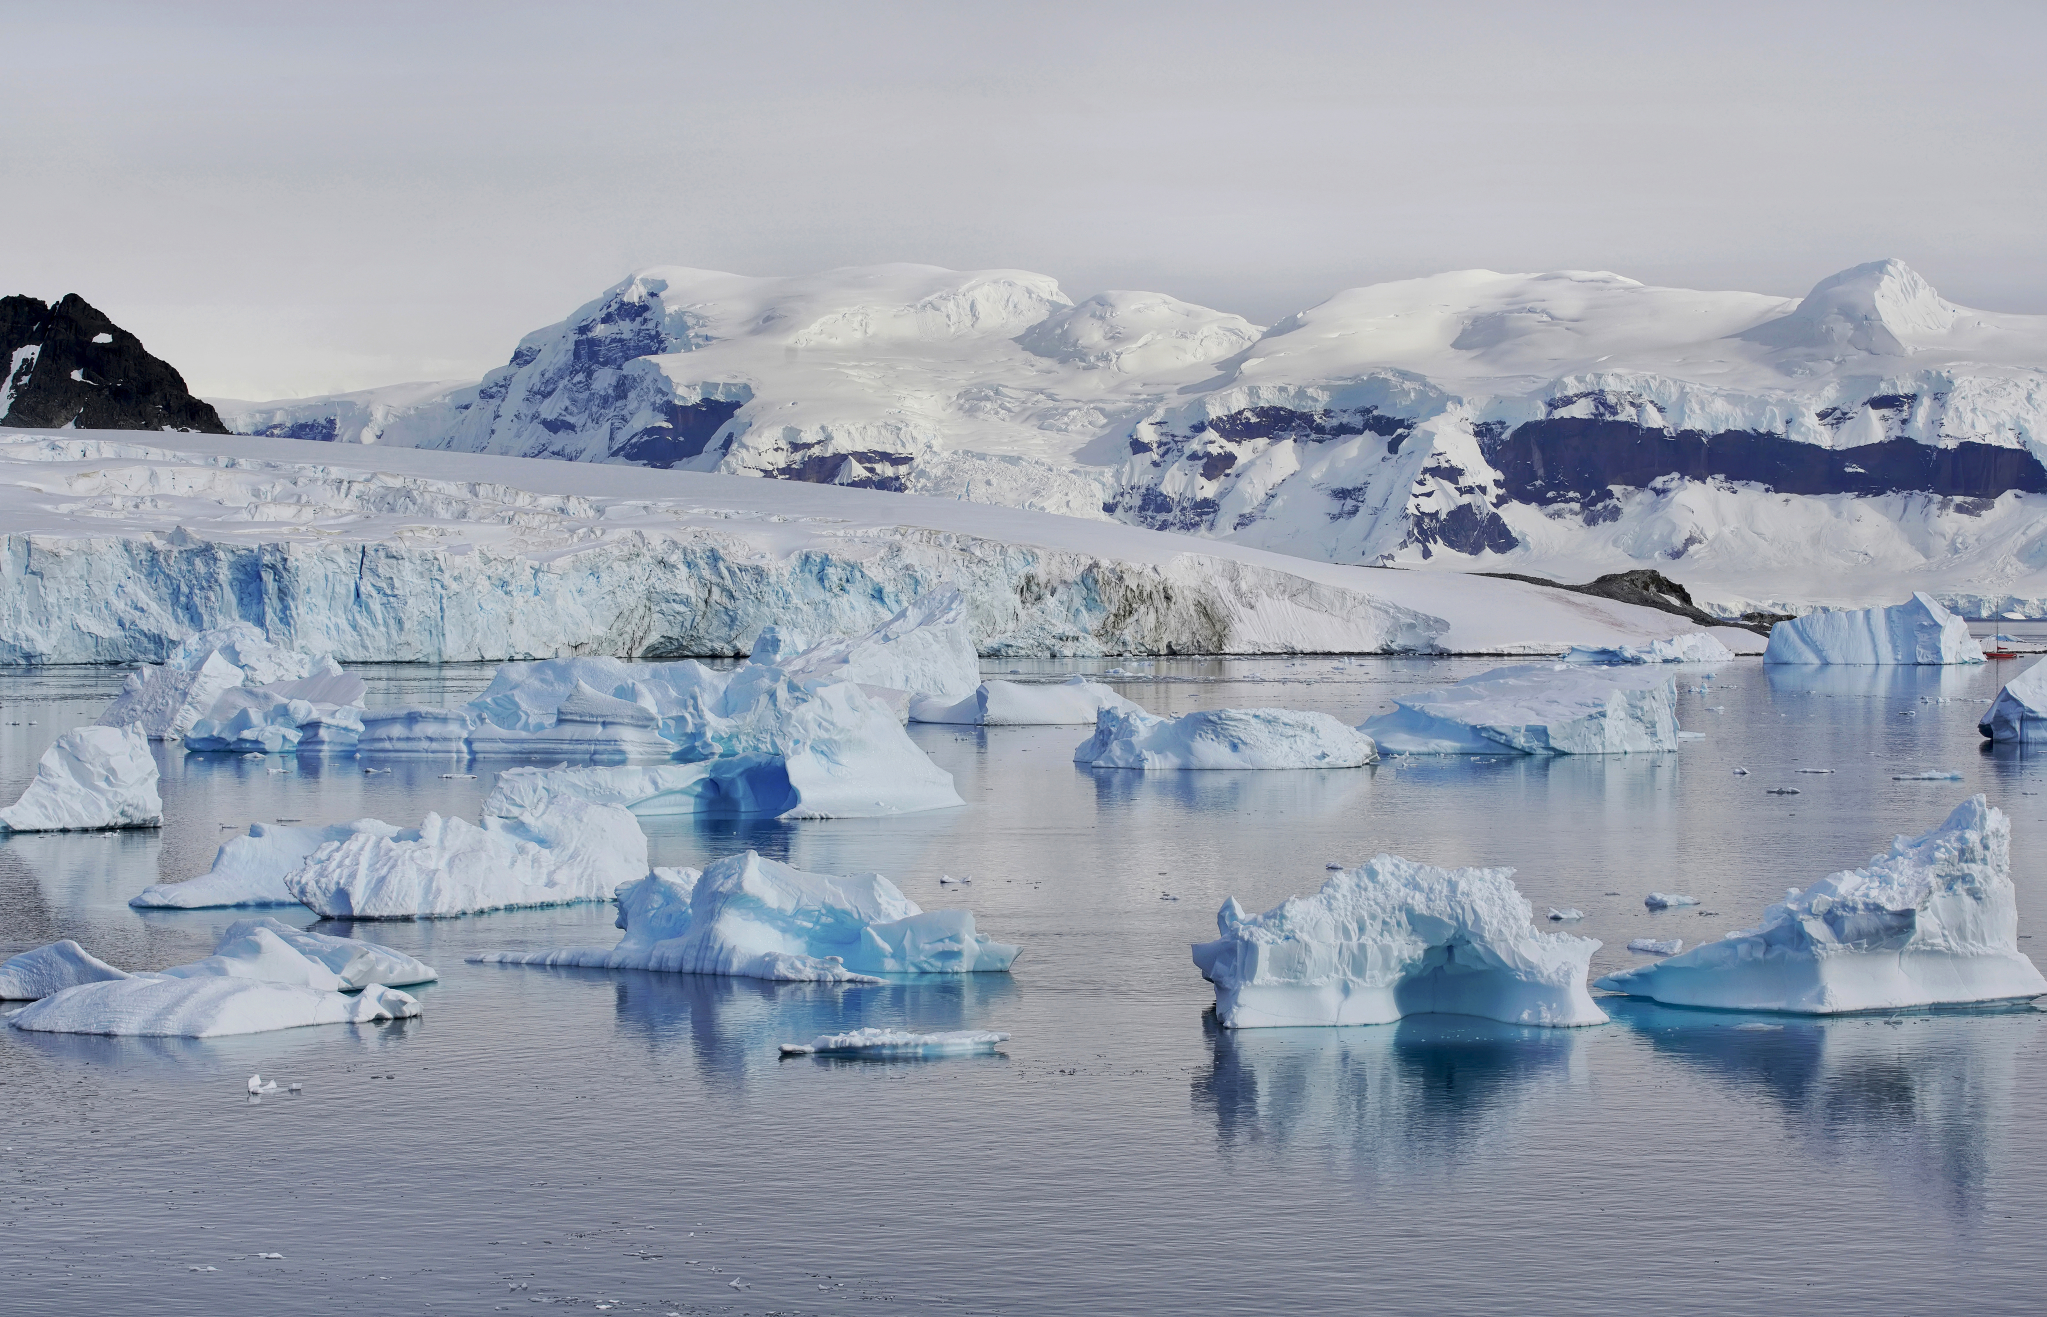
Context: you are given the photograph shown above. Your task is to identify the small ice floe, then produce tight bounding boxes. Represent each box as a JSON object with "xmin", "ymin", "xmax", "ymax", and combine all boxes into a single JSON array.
[
  {"xmin": 1767, "ymin": 788, "xmax": 1801, "ymax": 796},
  {"xmin": 728, "ymin": 1279, "xmax": 749, "ymax": 1291},
  {"xmin": 439, "ymin": 772, "xmax": 478, "ymax": 780},
  {"xmin": 778, "ymin": 1027, "xmax": 1010, "ymax": 1057},
  {"xmin": 1159, "ymin": 891, "xmax": 1179, "ymax": 901},
  {"xmin": 1706, "ymin": 705, "xmax": 1725, "ymax": 713},
  {"xmin": 362, "ymin": 767, "xmax": 388, "ymax": 775},
  {"xmin": 1628, "ymin": 938, "xmax": 1683, "ymax": 955},
  {"xmin": 1732, "ymin": 767, "xmax": 1749, "ymax": 776},
  {"xmin": 1644, "ymin": 893, "xmax": 1700, "ymax": 909},
  {"xmin": 1894, "ymin": 770, "xmax": 1965, "ymax": 781},
  {"xmin": 189, "ymin": 1265, "xmax": 217, "ymax": 1272},
  {"xmin": 256, "ymin": 1252, "xmax": 284, "ymax": 1259},
  {"xmin": 1795, "ymin": 768, "xmax": 1835, "ymax": 774},
  {"xmin": 1547, "ymin": 907, "xmax": 1584, "ymax": 922},
  {"xmin": 1733, "ymin": 1023, "xmax": 1784, "ymax": 1032},
  {"xmin": 1678, "ymin": 730, "xmax": 1706, "ymax": 741},
  {"xmin": 1325, "ymin": 862, "xmax": 1344, "ymax": 871},
  {"xmin": 938, "ymin": 874, "xmax": 962, "ymax": 885},
  {"xmin": 287, "ymin": 1082, "xmax": 302, "ymax": 1093},
  {"xmin": 247, "ymin": 1073, "xmax": 280, "ymax": 1095}
]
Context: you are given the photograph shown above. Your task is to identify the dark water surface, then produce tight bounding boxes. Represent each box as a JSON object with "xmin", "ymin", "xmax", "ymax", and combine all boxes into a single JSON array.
[{"xmin": 5, "ymin": 649, "xmax": 2047, "ymax": 1315}]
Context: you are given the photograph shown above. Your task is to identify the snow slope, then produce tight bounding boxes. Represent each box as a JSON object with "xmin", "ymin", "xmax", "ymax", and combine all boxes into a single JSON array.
[
  {"xmin": 212, "ymin": 259, "xmax": 2047, "ymax": 615},
  {"xmin": 0, "ymin": 429, "xmax": 1755, "ymax": 660}
]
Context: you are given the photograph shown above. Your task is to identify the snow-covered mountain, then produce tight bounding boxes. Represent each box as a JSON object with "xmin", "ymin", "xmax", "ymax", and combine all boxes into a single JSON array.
[{"xmin": 214, "ymin": 259, "xmax": 2047, "ymax": 615}]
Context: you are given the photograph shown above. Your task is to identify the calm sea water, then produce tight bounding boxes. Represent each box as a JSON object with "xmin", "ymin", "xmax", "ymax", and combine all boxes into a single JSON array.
[{"xmin": 4, "ymin": 642, "xmax": 2047, "ymax": 1316}]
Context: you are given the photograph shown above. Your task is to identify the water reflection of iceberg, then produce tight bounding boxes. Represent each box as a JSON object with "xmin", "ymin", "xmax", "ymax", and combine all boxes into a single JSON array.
[
  {"xmin": 1084, "ymin": 764, "xmax": 1374, "ymax": 818},
  {"xmin": 1608, "ymin": 999, "xmax": 2041, "ymax": 1219},
  {"xmin": 1193, "ymin": 1012, "xmax": 1588, "ymax": 1173},
  {"xmin": 1763, "ymin": 663, "xmax": 1981, "ymax": 703}
]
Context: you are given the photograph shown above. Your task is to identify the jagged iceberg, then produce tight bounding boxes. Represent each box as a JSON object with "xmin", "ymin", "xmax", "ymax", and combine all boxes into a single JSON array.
[
  {"xmin": 779, "ymin": 1028, "xmax": 1009, "ymax": 1057},
  {"xmin": 1074, "ymin": 707, "xmax": 1378, "ymax": 770},
  {"xmin": 911, "ymin": 676, "xmax": 1143, "ymax": 725},
  {"xmin": 130, "ymin": 821, "xmax": 400, "ymax": 909},
  {"xmin": 183, "ymin": 671, "xmax": 369, "ymax": 754},
  {"xmin": 1980, "ymin": 657, "xmax": 2047, "ymax": 743},
  {"xmin": 0, "ymin": 940, "xmax": 130, "ymax": 999},
  {"xmin": 283, "ymin": 794, "xmax": 648, "ymax": 919},
  {"xmin": 1595, "ymin": 796, "xmax": 2047, "ymax": 1012},
  {"xmin": 95, "ymin": 622, "xmax": 363, "ymax": 744},
  {"xmin": 770, "ymin": 589, "xmax": 981, "ymax": 704},
  {"xmin": 4, "ymin": 921, "xmax": 429, "ymax": 1036},
  {"xmin": 1361, "ymin": 663, "xmax": 1680, "ymax": 754},
  {"xmin": 469, "ymin": 851, "xmax": 1020, "ymax": 982},
  {"xmin": 0, "ymin": 726, "xmax": 162, "ymax": 831},
  {"xmin": 1192, "ymin": 855, "xmax": 1608, "ymax": 1027},
  {"xmin": 1763, "ymin": 593, "xmax": 1986, "ymax": 665},
  {"xmin": 483, "ymin": 740, "xmax": 957, "ymax": 820},
  {"xmin": 1564, "ymin": 633, "xmax": 1737, "ymax": 665}
]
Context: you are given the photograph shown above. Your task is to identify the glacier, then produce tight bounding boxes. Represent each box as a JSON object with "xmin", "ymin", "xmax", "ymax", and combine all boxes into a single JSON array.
[
  {"xmin": 0, "ymin": 430, "xmax": 1764, "ymax": 662},
  {"xmin": 0, "ymin": 726, "xmax": 162, "ymax": 832},
  {"xmin": 910, "ymin": 676, "xmax": 1142, "ymax": 725},
  {"xmin": 283, "ymin": 794, "xmax": 648, "ymax": 919},
  {"xmin": 1361, "ymin": 663, "xmax": 1680, "ymax": 754},
  {"xmin": 779, "ymin": 1028, "xmax": 1010, "ymax": 1057},
  {"xmin": 0, "ymin": 940, "xmax": 131, "ymax": 999},
  {"xmin": 210, "ymin": 258, "xmax": 2047, "ymax": 619},
  {"xmin": 1980, "ymin": 657, "xmax": 2047, "ymax": 743},
  {"xmin": 469, "ymin": 851, "xmax": 1020, "ymax": 982},
  {"xmin": 1192, "ymin": 855, "xmax": 1608, "ymax": 1028},
  {"xmin": 1073, "ymin": 706, "xmax": 1378, "ymax": 770},
  {"xmin": 1762, "ymin": 593, "xmax": 1986, "ymax": 665},
  {"xmin": 1595, "ymin": 796, "xmax": 2047, "ymax": 1012}
]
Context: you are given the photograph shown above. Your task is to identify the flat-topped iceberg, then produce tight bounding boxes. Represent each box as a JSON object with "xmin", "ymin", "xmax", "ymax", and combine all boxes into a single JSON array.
[
  {"xmin": 1980, "ymin": 657, "xmax": 2047, "ymax": 743},
  {"xmin": 0, "ymin": 726, "xmax": 162, "ymax": 832},
  {"xmin": 0, "ymin": 940, "xmax": 131, "ymax": 999},
  {"xmin": 912, "ymin": 676, "xmax": 1143, "ymax": 725},
  {"xmin": 183, "ymin": 672, "xmax": 369, "ymax": 754},
  {"xmin": 284, "ymin": 794, "xmax": 647, "ymax": 918},
  {"xmin": 355, "ymin": 707, "xmax": 475, "ymax": 754},
  {"xmin": 483, "ymin": 740, "xmax": 957, "ymax": 819},
  {"xmin": 9, "ymin": 977, "xmax": 420, "ymax": 1037},
  {"xmin": 464, "ymin": 681, "xmax": 675, "ymax": 760},
  {"xmin": 1362, "ymin": 663, "xmax": 1679, "ymax": 754},
  {"xmin": 1565, "ymin": 633, "xmax": 1737, "ymax": 665},
  {"xmin": 1074, "ymin": 706, "xmax": 1378, "ymax": 770},
  {"xmin": 1596, "ymin": 796, "xmax": 2047, "ymax": 1012},
  {"xmin": 130, "ymin": 820, "xmax": 401, "ymax": 909},
  {"xmin": 1763, "ymin": 593, "xmax": 1986, "ymax": 665},
  {"xmin": 779, "ymin": 1028, "xmax": 1009, "ymax": 1057},
  {"xmin": 1192, "ymin": 856, "xmax": 1608, "ymax": 1028},
  {"xmin": 470, "ymin": 851, "xmax": 1020, "ymax": 982}
]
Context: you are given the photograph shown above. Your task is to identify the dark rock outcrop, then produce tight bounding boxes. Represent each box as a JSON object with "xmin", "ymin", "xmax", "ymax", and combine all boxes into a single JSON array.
[
  {"xmin": 1476, "ymin": 568, "xmax": 1770, "ymax": 635},
  {"xmin": 0, "ymin": 294, "xmax": 226, "ymax": 433}
]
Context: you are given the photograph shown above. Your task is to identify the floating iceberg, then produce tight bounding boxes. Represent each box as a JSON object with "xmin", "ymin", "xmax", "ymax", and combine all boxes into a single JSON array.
[
  {"xmin": 96, "ymin": 622, "xmax": 359, "ymax": 742},
  {"xmin": 770, "ymin": 590, "xmax": 980, "ymax": 704},
  {"xmin": 130, "ymin": 820, "xmax": 401, "ymax": 909},
  {"xmin": 0, "ymin": 726, "xmax": 162, "ymax": 832},
  {"xmin": 8, "ymin": 977, "xmax": 420, "ymax": 1037},
  {"xmin": 183, "ymin": 672, "xmax": 369, "ymax": 754},
  {"xmin": 1074, "ymin": 707, "xmax": 1378, "ymax": 770},
  {"xmin": 1564, "ymin": 633, "xmax": 1737, "ymax": 665},
  {"xmin": 206, "ymin": 918, "xmax": 438, "ymax": 989},
  {"xmin": 911, "ymin": 676, "xmax": 1143, "ymax": 725},
  {"xmin": 355, "ymin": 707, "xmax": 475, "ymax": 754},
  {"xmin": 1628, "ymin": 938, "xmax": 1683, "ymax": 955},
  {"xmin": 1980, "ymin": 657, "xmax": 2047, "ymax": 743},
  {"xmin": 1191, "ymin": 856, "xmax": 1608, "ymax": 1028},
  {"xmin": 469, "ymin": 851, "xmax": 1021, "ymax": 982},
  {"xmin": 0, "ymin": 940, "xmax": 131, "ymax": 999},
  {"xmin": 463, "ymin": 681, "xmax": 675, "ymax": 761},
  {"xmin": 779, "ymin": 1028, "xmax": 1009, "ymax": 1057},
  {"xmin": 1644, "ymin": 892, "xmax": 1700, "ymax": 909},
  {"xmin": 1763, "ymin": 593, "xmax": 1986, "ymax": 665},
  {"xmin": 284, "ymin": 795, "xmax": 648, "ymax": 918},
  {"xmin": 95, "ymin": 652, "xmax": 245, "ymax": 740},
  {"xmin": 1361, "ymin": 664, "xmax": 1680, "ymax": 755},
  {"xmin": 1596, "ymin": 796, "xmax": 2047, "ymax": 1012}
]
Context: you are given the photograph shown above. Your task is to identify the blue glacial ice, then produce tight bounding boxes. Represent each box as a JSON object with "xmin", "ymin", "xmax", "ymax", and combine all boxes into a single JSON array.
[
  {"xmin": 0, "ymin": 726, "xmax": 162, "ymax": 832},
  {"xmin": 1980, "ymin": 656, "xmax": 2047, "ymax": 743},
  {"xmin": 1073, "ymin": 706, "xmax": 1378, "ymax": 769},
  {"xmin": 1596, "ymin": 796, "xmax": 2047, "ymax": 1012},
  {"xmin": 1763, "ymin": 593, "xmax": 1986, "ymax": 665},
  {"xmin": 1361, "ymin": 663, "xmax": 1680, "ymax": 755},
  {"xmin": 1192, "ymin": 855, "xmax": 1608, "ymax": 1028},
  {"xmin": 469, "ymin": 851, "xmax": 1021, "ymax": 983}
]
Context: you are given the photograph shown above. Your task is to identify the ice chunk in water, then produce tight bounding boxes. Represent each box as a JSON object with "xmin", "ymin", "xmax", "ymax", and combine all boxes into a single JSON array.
[
  {"xmin": 0, "ymin": 940, "xmax": 131, "ymax": 1000},
  {"xmin": 1628, "ymin": 938, "xmax": 1684, "ymax": 955},
  {"xmin": 1763, "ymin": 593, "xmax": 1985, "ymax": 666},
  {"xmin": 779, "ymin": 1028, "xmax": 1009, "ymax": 1056},
  {"xmin": 1073, "ymin": 706, "xmax": 1377, "ymax": 770},
  {"xmin": 9, "ymin": 978, "xmax": 420, "ymax": 1037},
  {"xmin": 0, "ymin": 727, "xmax": 161, "ymax": 832},
  {"xmin": 129, "ymin": 820, "xmax": 402, "ymax": 909},
  {"xmin": 1644, "ymin": 893, "xmax": 1700, "ymax": 909},
  {"xmin": 1362, "ymin": 664, "xmax": 1680, "ymax": 755},
  {"xmin": 911, "ymin": 677, "xmax": 1142, "ymax": 726}
]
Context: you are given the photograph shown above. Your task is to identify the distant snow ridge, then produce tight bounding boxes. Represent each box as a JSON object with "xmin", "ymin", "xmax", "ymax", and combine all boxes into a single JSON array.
[
  {"xmin": 213, "ymin": 258, "xmax": 2047, "ymax": 615},
  {"xmin": 1763, "ymin": 593, "xmax": 1986, "ymax": 665},
  {"xmin": 1193, "ymin": 855, "xmax": 1608, "ymax": 1028},
  {"xmin": 1362, "ymin": 664, "xmax": 1680, "ymax": 754},
  {"xmin": 1596, "ymin": 796, "xmax": 2047, "ymax": 1012},
  {"xmin": 469, "ymin": 851, "xmax": 1020, "ymax": 982}
]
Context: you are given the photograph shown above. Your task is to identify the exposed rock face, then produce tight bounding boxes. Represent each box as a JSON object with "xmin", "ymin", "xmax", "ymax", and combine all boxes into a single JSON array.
[{"xmin": 1, "ymin": 295, "xmax": 225, "ymax": 433}]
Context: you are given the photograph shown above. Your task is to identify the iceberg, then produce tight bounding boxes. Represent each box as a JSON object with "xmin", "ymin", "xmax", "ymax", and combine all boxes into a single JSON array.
[
  {"xmin": 1980, "ymin": 657, "xmax": 2047, "ymax": 743},
  {"xmin": 0, "ymin": 726, "xmax": 162, "ymax": 832},
  {"xmin": 911, "ymin": 676, "xmax": 1144, "ymax": 725},
  {"xmin": 463, "ymin": 681, "xmax": 676, "ymax": 761},
  {"xmin": 469, "ymin": 851, "xmax": 1021, "ymax": 982},
  {"xmin": 1644, "ymin": 892, "xmax": 1700, "ymax": 909},
  {"xmin": 770, "ymin": 589, "xmax": 981, "ymax": 703},
  {"xmin": 1763, "ymin": 593, "xmax": 1986, "ymax": 665},
  {"xmin": 182, "ymin": 672, "xmax": 369, "ymax": 754},
  {"xmin": 779, "ymin": 1028, "xmax": 1009, "ymax": 1057},
  {"xmin": 1628, "ymin": 938, "xmax": 1684, "ymax": 956},
  {"xmin": 1191, "ymin": 856, "xmax": 1609, "ymax": 1028},
  {"xmin": 1595, "ymin": 796, "xmax": 2047, "ymax": 1012},
  {"xmin": 206, "ymin": 918, "xmax": 438, "ymax": 989},
  {"xmin": 0, "ymin": 940, "xmax": 131, "ymax": 999},
  {"xmin": 95, "ymin": 622, "xmax": 358, "ymax": 742},
  {"xmin": 1361, "ymin": 663, "xmax": 1680, "ymax": 755},
  {"xmin": 283, "ymin": 794, "xmax": 648, "ymax": 919},
  {"xmin": 1073, "ymin": 706, "xmax": 1378, "ymax": 770},
  {"xmin": 8, "ymin": 977, "xmax": 420, "ymax": 1038},
  {"xmin": 94, "ymin": 652, "xmax": 245, "ymax": 740},
  {"xmin": 1564, "ymin": 633, "xmax": 1737, "ymax": 665},
  {"xmin": 354, "ymin": 707, "xmax": 475, "ymax": 754},
  {"xmin": 129, "ymin": 820, "xmax": 401, "ymax": 909}
]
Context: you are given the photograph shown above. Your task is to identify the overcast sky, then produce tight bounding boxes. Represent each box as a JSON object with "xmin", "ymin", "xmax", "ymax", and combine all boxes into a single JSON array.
[{"xmin": 6, "ymin": 0, "xmax": 2042, "ymax": 399}]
